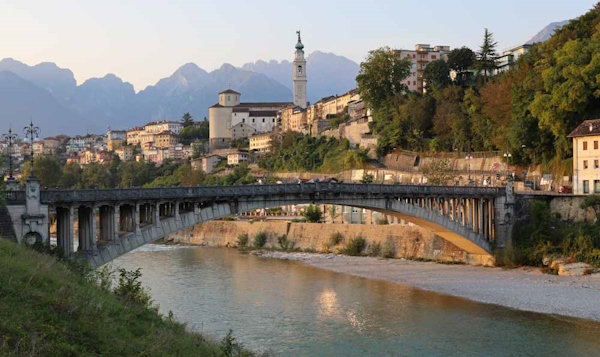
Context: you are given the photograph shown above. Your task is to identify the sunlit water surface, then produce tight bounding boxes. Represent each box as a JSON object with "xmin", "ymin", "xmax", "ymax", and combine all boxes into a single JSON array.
[{"xmin": 112, "ymin": 245, "xmax": 600, "ymax": 356}]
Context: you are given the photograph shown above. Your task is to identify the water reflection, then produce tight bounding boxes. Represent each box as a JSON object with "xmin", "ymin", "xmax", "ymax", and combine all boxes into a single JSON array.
[{"xmin": 113, "ymin": 246, "xmax": 600, "ymax": 356}]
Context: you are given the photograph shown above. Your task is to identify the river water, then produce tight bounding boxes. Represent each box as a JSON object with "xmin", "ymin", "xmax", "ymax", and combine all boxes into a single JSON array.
[{"xmin": 113, "ymin": 245, "xmax": 600, "ymax": 356}]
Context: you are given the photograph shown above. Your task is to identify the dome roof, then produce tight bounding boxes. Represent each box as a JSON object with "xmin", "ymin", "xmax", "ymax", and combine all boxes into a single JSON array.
[{"xmin": 295, "ymin": 40, "xmax": 304, "ymax": 50}]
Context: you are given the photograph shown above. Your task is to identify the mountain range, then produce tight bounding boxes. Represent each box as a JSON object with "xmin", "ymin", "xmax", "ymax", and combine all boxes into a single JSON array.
[
  {"xmin": 0, "ymin": 52, "xmax": 359, "ymax": 136},
  {"xmin": 526, "ymin": 20, "xmax": 570, "ymax": 44}
]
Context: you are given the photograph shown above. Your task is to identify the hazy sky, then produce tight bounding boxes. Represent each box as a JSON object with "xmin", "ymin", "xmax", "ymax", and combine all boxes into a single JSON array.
[{"xmin": 0, "ymin": 0, "xmax": 595, "ymax": 91}]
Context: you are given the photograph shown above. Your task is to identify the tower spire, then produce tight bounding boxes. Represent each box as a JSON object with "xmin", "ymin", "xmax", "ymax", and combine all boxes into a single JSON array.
[{"xmin": 293, "ymin": 30, "xmax": 307, "ymax": 108}]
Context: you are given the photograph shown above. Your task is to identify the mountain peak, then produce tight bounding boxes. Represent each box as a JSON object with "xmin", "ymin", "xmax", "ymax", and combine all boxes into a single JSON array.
[{"xmin": 527, "ymin": 20, "xmax": 570, "ymax": 44}]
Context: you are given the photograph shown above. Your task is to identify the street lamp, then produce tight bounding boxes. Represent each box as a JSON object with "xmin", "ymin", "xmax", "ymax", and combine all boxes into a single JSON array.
[
  {"xmin": 465, "ymin": 150, "xmax": 473, "ymax": 183},
  {"xmin": 24, "ymin": 121, "xmax": 40, "ymax": 178},
  {"xmin": 503, "ymin": 149, "xmax": 512, "ymax": 180},
  {"xmin": 2, "ymin": 126, "xmax": 18, "ymax": 180},
  {"xmin": 522, "ymin": 144, "xmax": 536, "ymax": 190}
]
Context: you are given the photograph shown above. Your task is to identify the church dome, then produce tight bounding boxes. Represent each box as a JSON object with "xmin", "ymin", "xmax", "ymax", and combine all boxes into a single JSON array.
[{"xmin": 295, "ymin": 40, "xmax": 304, "ymax": 50}]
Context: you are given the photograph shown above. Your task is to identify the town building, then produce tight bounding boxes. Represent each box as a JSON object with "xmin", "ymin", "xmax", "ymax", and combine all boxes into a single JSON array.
[
  {"xmin": 568, "ymin": 119, "xmax": 600, "ymax": 194},
  {"xmin": 227, "ymin": 151, "xmax": 249, "ymax": 166},
  {"xmin": 155, "ymin": 131, "xmax": 179, "ymax": 149},
  {"xmin": 395, "ymin": 44, "xmax": 451, "ymax": 93},
  {"xmin": 115, "ymin": 145, "xmax": 135, "ymax": 162},
  {"xmin": 249, "ymin": 133, "xmax": 274, "ymax": 153},
  {"xmin": 192, "ymin": 154, "xmax": 222, "ymax": 174},
  {"xmin": 144, "ymin": 121, "xmax": 183, "ymax": 135},
  {"xmin": 495, "ymin": 44, "xmax": 532, "ymax": 74},
  {"xmin": 107, "ymin": 129, "xmax": 126, "ymax": 151},
  {"xmin": 208, "ymin": 32, "xmax": 305, "ymax": 150},
  {"xmin": 231, "ymin": 122, "xmax": 257, "ymax": 140},
  {"xmin": 209, "ymin": 90, "xmax": 290, "ymax": 150},
  {"xmin": 126, "ymin": 126, "xmax": 144, "ymax": 146}
]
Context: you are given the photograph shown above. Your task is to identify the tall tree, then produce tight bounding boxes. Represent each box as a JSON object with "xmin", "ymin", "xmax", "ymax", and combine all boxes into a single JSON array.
[
  {"xmin": 356, "ymin": 47, "xmax": 413, "ymax": 110},
  {"xmin": 181, "ymin": 112, "xmax": 194, "ymax": 128},
  {"xmin": 422, "ymin": 59, "xmax": 451, "ymax": 91},
  {"xmin": 477, "ymin": 29, "xmax": 498, "ymax": 82},
  {"xmin": 447, "ymin": 47, "xmax": 476, "ymax": 84}
]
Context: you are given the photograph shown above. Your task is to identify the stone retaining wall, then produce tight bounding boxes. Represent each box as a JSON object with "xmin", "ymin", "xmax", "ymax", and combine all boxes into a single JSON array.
[{"xmin": 166, "ymin": 221, "xmax": 483, "ymax": 264}]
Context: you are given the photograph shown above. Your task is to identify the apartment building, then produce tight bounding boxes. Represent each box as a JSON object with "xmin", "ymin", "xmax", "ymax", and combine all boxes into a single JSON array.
[{"xmin": 395, "ymin": 44, "xmax": 451, "ymax": 93}]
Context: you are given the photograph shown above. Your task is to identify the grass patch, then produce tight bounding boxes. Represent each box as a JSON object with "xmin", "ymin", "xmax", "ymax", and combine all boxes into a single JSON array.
[
  {"xmin": 236, "ymin": 233, "xmax": 249, "ymax": 249},
  {"xmin": 381, "ymin": 237, "xmax": 396, "ymax": 258},
  {"xmin": 0, "ymin": 239, "xmax": 260, "ymax": 356},
  {"xmin": 277, "ymin": 235, "xmax": 297, "ymax": 251},
  {"xmin": 368, "ymin": 242, "xmax": 382, "ymax": 257}
]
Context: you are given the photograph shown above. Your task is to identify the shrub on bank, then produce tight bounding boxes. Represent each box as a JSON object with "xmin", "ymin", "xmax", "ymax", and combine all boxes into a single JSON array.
[
  {"xmin": 253, "ymin": 231, "xmax": 268, "ymax": 249},
  {"xmin": 381, "ymin": 237, "xmax": 397, "ymax": 258},
  {"xmin": 368, "ymin": 242, "xmax": 382, "ymax": 257},
  {"xmin": 341, "ymin": 236, "xmax": 367, "ymax": 256},
  {"xmin": 277, "ymin": 234, "xmax": 296, "ymax": 251},
  {"xmin": 237, "ymin": 233, "xmax": 249, "ymax": 249}
]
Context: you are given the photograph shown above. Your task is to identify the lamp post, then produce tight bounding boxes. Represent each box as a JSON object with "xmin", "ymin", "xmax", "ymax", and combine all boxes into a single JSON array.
[
  {"xmin": 503, "ymin": 149, "xmax": 512, "ymax": 180},
  {"xmin": 2, "ymin": 126, "xmax": 18, "ymax": 180},
  {"xmin": 465, "ymin": 149, "xmax": 473, "ymax": 184},
  {"xmin": 24, "ymin": 121, "xmax": 40, "ymax": 178},
  {"xmin": 521, "ymin": 144, "xmax": 536, "ymax": 190}
]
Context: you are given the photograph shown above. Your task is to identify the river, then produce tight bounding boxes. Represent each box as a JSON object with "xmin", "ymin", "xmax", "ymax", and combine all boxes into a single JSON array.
[{"xmin": 112, "ymin": 245, "xmax": 600, "ymax": 356}]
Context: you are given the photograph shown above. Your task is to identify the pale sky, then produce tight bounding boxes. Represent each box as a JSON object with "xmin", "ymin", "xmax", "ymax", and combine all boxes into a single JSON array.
[{"xmin": 0, "ymin": 0, "xmax": 594, "ymax": 91}]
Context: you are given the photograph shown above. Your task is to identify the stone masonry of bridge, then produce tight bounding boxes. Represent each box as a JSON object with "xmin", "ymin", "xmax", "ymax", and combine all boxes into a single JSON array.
[{"xmin": 5, "ymin": 178, "xmax": 515, "ymax": 267}]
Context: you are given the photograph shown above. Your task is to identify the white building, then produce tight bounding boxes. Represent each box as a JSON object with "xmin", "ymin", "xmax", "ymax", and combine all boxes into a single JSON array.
[
  {"xmin": 395, "ymin": 44, "xmax": 451, "ymax": 93},
  {"xmin": 495, "ymin": 44, "xmax": 532, "ymax": 74},
  {"xmin": 227, "ymin": 151, "xmax": 249, "ymax": 166}
]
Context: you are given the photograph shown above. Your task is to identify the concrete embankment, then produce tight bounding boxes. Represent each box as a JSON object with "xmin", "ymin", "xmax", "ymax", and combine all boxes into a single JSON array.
[{"xmin": 166, "ymin": 220, "xmax": 490, "ymax": 265}]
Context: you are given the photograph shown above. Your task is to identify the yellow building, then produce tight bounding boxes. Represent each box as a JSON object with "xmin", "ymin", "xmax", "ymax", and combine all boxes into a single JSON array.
[
  {"xmin": 250, "ymin": 133, "xmax": 274, "ymax": 153},
  {"xmin": 155, "ymin": 131, "xmax": 179, "ymax": 149},
  {"xmin": 568, "ymin": 119, "xmax": 600, "ymax": 194},
  {"xmin": 107, "ymin": 138, "xmax": 124, "ymax": 152},
  {"xmin": 116, "ymin": 145, "xmax": 135, "ymax": 162}
]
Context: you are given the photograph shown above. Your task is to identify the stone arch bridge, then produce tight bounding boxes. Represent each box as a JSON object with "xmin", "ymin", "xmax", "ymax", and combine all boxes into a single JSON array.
[{"xmin": 4, "ymin": 179, "xmax": 515, "ymax": 267}]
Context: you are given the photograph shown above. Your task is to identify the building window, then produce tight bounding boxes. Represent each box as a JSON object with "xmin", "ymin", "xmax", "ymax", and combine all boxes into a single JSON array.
[
  {"xmin": 596, "ymin": 160, "xmax": 599, "ymax": 169},
  {"xmin": 252, "ymin": 119, "xmax": 255, "ymax": 123},
  {"xmin": 262, "ymin": 118, "xmax": 265, "ymax": 123},
  {"xmin": 228, "ymin": 95, "xmax": 230, "ymax": 101},
  {"xmin": 595, "ymin": 141, "xmax": 598, "ymax": 150},
  {"xmin": 596, "ymin": 180, "xmax": 600, "ymax": 193},
  {"xmin": 242, "ymin": 119, "xmax": 245, "ymax": 123},
  {"xmin": 432, "ymin": 55, "xmax": 437, "ymax": 60},
  {"xmin": 298, "ymin": 66, "xmax": 302, "ymax": 74},
  {"xmin": 584, "ymin": 141, "xmax": 588, "ymax": 150},
  {"xmin": 584, "ymin": 160, "xmax": 589, "ymax": 169},
  {"xmin": 413, "ymin": 81, "xmax": 416, "ymax": 85},
  {"xmin": 584, "ymin": 180, "xmax": 590, "ymax": 193}
]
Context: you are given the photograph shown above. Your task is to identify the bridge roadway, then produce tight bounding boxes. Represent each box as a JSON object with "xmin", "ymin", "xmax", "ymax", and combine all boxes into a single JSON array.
[{"xmin": 6, "ymin": 181, "xmax": 514, "ymax": 267}]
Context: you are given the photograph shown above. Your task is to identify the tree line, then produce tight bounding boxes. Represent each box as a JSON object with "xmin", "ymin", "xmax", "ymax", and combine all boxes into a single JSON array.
[{"xmin": 357, "ymin": 3, "xmax": 600, "ymax": 171}]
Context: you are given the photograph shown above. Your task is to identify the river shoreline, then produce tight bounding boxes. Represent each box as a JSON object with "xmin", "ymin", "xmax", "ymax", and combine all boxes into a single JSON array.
[{"xmin": 256, "ymin": 251, "xmax": 600, "ymax": 322}]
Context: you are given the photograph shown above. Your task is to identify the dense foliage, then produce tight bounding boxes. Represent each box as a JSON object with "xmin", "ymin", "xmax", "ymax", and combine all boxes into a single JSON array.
[
  {"xmin": 258, "ymin": 131, "xmax": 368, "ymax": 173},
  {"xmin": 360, "ymin": 3, "xmax": 600, "ymax": 170}
]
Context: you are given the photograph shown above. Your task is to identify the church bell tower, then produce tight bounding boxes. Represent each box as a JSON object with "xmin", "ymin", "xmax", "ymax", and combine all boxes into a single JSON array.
[{"xmin": 293, "ymin": 30, "xmax": 307, "ymax": 108}]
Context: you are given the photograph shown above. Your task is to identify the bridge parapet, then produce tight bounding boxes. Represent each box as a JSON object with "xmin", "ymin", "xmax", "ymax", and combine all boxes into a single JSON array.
[{"xmin": 40, "ymin": 183, "xmax": 505, "ymax": 204}]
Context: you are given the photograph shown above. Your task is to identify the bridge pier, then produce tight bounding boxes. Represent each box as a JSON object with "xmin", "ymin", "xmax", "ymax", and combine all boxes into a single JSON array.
[
  {"xmin": 99, "ymin": 206, "xmax": 117, "ymax": 243},
  {"xmin": 56, "ymin": 206, "xmax": 74, "ymax": 257},
  {"xmin": 77, "ymin": 206, "xmax": 97, "ymax": 255}
]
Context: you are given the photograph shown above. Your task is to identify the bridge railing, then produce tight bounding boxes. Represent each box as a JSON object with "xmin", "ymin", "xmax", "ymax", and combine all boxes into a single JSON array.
[
  {"xmin": 3, "ymin": 191, "xmax": 25, "ymax": 205},
  {"xmin": 39, "ymin": 183, "xmax": 505, "ymax": 204}
]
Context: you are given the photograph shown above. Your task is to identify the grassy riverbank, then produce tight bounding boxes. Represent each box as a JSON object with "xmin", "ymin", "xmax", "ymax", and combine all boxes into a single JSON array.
[{"xmin": 0, "ymin": 239, "xmax": 256, "ymax": 356}]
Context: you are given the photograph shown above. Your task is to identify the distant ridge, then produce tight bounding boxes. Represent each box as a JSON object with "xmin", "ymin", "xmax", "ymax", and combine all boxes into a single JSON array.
[{"xmin": 526, "ymin": 20, "xmax": 570, "ymax": 44}]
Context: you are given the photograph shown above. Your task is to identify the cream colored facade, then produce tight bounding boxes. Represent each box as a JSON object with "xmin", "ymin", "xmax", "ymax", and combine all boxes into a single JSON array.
[
  {"xmin": 395, "ymin": 44, "xmax": 450, "ymax": 93},
  {"xmin": 116, "ymin": 145, "xmax": 135, "ymax": 162},
  {"xmin": 250, "ymin": 133, "xmax": 273, "ymax": 153},
  {"xmin": 201, "ymin": 155, "xmax": 222, "ymax": 174},
  {"xmin": 569, "ymin": 119, "xmax": 600, "ymax": 194},
  {"xmin": 155, "ymin": 131, "xmax": 179, "ymax": 149},
  {"xmin": 227, "ymin": 152, "xmax": 249, "ymax": 165},
  {"xmin": 126, "ymin": 127, "xmax": 144, "ymax": 145},
  {"xmin": 231, "ymin": 123, "xmax": 257, "ymax": 140},
  {"xmin": 209, "ymin": 89, "xmax": 289, "ymax": 151}
]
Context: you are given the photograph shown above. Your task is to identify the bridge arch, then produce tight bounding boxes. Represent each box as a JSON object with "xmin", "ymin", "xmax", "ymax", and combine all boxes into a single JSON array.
[{"xmin": 23, "ymin": 183, "xmax": 512, "ymax": 267}]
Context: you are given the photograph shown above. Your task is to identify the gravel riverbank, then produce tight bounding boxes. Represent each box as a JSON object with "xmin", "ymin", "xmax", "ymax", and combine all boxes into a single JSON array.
[{"xmin": 257, "ymin": 251, "xmax": 600, "ymax": 322}]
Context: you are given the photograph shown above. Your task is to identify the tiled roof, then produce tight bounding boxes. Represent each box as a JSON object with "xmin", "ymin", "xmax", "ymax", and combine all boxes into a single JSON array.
[
  {"xmin": 219, "ymin": 89, "xmax": 241, "ymax": 95},
  {"xmin": 568, "ymin": 119, "xmax": 600, "ymax": 137},
  {"xmin": 249, "ymin": 110, "xmax": 277, "ymax": 117}
]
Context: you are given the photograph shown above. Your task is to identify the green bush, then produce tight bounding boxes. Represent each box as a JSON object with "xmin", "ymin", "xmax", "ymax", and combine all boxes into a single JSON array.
[
  {"xmin": 114, "ymin": 268, "xmax": 152, "ymax": 308},
  {"xmin": 253, "ymin": 231, "xmax": 268, "ymax": 249},
  {"xmin": 368, "ymin": 242, "xmax": 382, "ymax": 257},
  {"xmin": 341, "ymin": 236, "xmax": 367, "ymax": 256},
  {"xmin": 236, "ymin": 233, "xmax": 249, "ymax": 249},
  {"xmin": 329, "ymin": 232, "xmax": 344, "ymax": 246},
  {"xmin": 221, "ymin": 216, "xmax": 236, "ymax": 221},
  {"xmin": 381, "ymin": 237, "xmax": 397, "ymax": 258},
  {"xmin": 277, "ymin": 235, "xmax": 296, "ymax": 251},
  {"xmin": 303, "ymin": 204, "xmax": 323, "ymax": 223}
]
